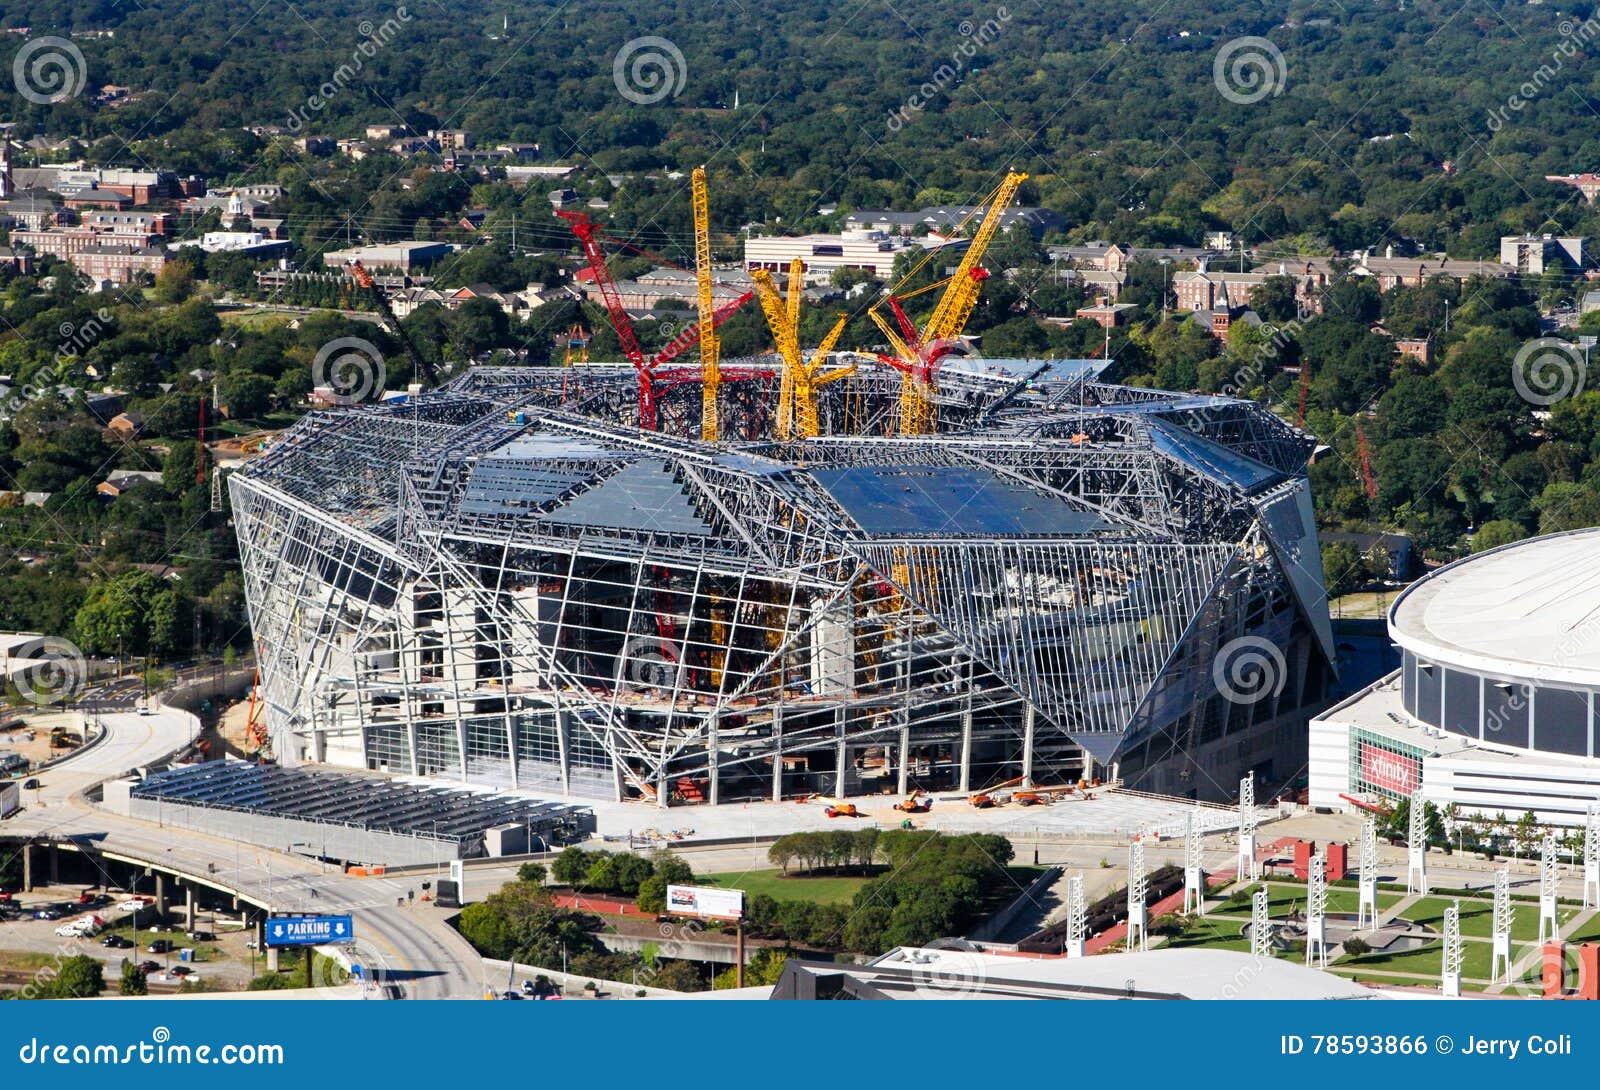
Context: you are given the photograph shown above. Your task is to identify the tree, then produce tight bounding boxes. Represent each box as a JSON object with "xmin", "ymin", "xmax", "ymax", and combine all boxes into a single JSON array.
[
  {"xmin": 1471, "ymin": 519, "xmax": 1525, "ymax": 553},
  {"xmin": 1321, "ymin": 540, "xmax": 1364, "ymax": 598},
  {"xmin": 217, "ymin": 372, "xmax": 274, "ymax": 420},
  {"xmin": 49, "ymin": 954, "xmax": 104, "ymax": 998},
  {"xmin": 120, "ymin": 960, "xmax": 148, "ymax": 996},
  {"xmin": 154, "ymin": 260, "xmax": 196, "ymax": 305},
  {"xmin": 516, "ymin": 861, "xmax": 547, "ymax": 884}
]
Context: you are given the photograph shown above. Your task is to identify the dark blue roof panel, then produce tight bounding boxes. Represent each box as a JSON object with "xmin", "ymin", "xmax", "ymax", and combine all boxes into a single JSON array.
[{"xmin": 810, "ymin": 465, "xmax": 1111, "ymax": 537}]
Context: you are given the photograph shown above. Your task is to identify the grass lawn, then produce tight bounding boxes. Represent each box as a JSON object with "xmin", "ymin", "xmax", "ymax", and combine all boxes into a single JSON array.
[
  {"xmin": 1563, "ymin": 909, "xmax": 1600, "ymax": 944},
  {"xmin": 217, "ymin": 309, "xmax": 296, "ymax": 329},
  {"xmin": 1225, "ymin": 882, "xmax": 1400, "ymax": 919},
  {"xmin": 701, "ymin": 869, "xmax": 868, "ymax": 905},
  {"xmin": 1162, "ymin": 916, "xmax": 1251, "ymax": 953},
  {"xmin": 1401, "ymin": 895, "xmax": 1580, "ymax": 942}
]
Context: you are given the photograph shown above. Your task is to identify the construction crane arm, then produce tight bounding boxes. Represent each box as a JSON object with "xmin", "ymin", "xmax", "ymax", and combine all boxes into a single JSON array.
[
  {"xmin": 653, "ymin": 292, "xmax": 753, "ymax": 368},
  {"xmin": 920, "ymin": 171, "xmax": 1026, "ymax": 343}
]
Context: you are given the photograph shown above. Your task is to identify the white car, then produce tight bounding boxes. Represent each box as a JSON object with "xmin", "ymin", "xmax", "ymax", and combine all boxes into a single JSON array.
[
  {"xmin": 116, "ymin": 899, "xmax": 149, "ymax": 914},
  {"xmin": 54, "ymin": 919, "xmax": 98, "ymax": 938}
]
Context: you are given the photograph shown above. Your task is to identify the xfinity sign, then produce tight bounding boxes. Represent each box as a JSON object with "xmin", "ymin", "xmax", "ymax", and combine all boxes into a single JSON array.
[{"xmin": 264, "ymin": 914, "xmax": 355, "ymax": 947}]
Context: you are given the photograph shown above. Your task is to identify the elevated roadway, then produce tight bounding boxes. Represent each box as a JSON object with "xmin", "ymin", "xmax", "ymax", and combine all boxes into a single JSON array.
[{"xmin": 3, "ymin": 707, "xmax": 484, "ymax": 999}]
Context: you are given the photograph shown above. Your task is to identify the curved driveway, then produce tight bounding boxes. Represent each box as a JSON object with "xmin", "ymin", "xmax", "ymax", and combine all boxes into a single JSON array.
[{"xmin": 5, "ymin": 707, "xmax": 483, "ymax": 999}]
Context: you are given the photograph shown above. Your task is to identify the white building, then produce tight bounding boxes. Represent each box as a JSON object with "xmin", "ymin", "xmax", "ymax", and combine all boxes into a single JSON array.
[
  {"xmin": 1311, "ymin": 528, "xmax": 1600, "ymax": 826},
  {"xmin": 743, "ymin": 229, "xmax": 967, "ymax": 283}
]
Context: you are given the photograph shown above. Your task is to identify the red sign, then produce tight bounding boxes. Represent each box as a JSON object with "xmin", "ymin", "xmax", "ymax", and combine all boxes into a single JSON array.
[{"xmin": 1359, "ymin": 743, "xmax": 1419, "ymax": 796}]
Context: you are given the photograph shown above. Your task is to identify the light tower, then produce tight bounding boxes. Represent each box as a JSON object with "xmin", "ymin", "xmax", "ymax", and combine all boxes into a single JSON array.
[
  {"xmin": 1237, "ymin": 774, "xmax": 1258, "ymax": 880},
  {"xmin": 1183, "ymin": 810, "xmax": 1207, "ymax": 916},
  {"xmin": 1127, "ymin": 839, "xmax": 1148, "ymax": 952},
  {"xmin": 1306, "ymin": 850, "xmax": 1329, "ymax": 968},
  {"xmin": 1584, "ymin": 805, "xmax": 1599, "ymax": 910},
  {"xmin": 1250, "ymin": 887, "xmax": 1272, "ymax": 961},
  {"xmin": 1442, "ymin": 900, "xmax": 1463, "ymax": 997},
  {"xmin": 1406, "ymin": 788, "xmax": 1428, "ymax": 895},
  {"xmin": 1538, "ymin": 830, "xmax": 1560, "ymax": 945},
  {"xmin": 1065, "ymin": 873, "xmax": 1088, "ymax": 958},
  {"xmin": 1356, "ymin": 817, "xmax": 1379, "ymax": 930},
  {"xmin": 1491, "ymin": 868, "xmax": 1513, "ymax": 984}
]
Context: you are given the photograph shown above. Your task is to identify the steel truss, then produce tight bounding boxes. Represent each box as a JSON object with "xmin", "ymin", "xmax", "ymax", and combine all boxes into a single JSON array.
[{"xmin": 232, "ymin": 361, "xmax": 1332, "ymax": 805}]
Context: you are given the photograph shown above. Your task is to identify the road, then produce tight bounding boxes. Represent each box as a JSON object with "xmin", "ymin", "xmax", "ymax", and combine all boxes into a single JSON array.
[{"xmin": 4, "ymin": 706, "xmax": 486, "ymax": 999}]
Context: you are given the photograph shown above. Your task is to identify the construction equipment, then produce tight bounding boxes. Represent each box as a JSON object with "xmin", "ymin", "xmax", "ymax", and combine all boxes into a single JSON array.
[
  {"xmin": 1295, "ymin": 361, "xmax": 1310, "ymax": 426},
  {"xmin": 871, "ymin": 171, "xmax": 1028, "ymax": 435},
  {"xmin": 825, "ymin": 803, "xmax": 860, "ymax": 818},
  {"xmin": 561, "ymin": 323, "xmax": 590, "ymax": 366},
  {"xmin": 893, "ymin": 794, "xmax": 932, "ymax": 814},
  {"xmin": 557, "ymin": 208, "xmax": 752, "ymax": 431},
  {"xmin": 691, "ymin": 166, "xmax": 722, "ymax": 442},
  {"xmin": 969, "ymin": 793, "xmax": 997, "ymax": 809},
  {"xmin": 347, "ymin": 260, "xmax": 438, "ymax": 388},
  {"xmin": 750, "ymin": 257, "xmax": 853, "ymax": 439},
  {"xmin": 1013, "ymin": 791, "xmax": 1046, "ymax": 807},
  {"xmin": 1356, "ymin": 421, "xmax": 1378, "ymax": 500}
]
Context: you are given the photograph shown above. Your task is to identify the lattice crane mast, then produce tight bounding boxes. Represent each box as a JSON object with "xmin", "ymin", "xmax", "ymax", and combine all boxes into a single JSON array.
[
  {"xmin": 557, "ymin": 207, "xmax": 751, "ymax": 431},
  {"xmin": 692, "ymin": 166, "xmax": 724, "ymax": 442},
  {"xmin": 870, "ymin": 170, "xmax": 1027, "ymax": 435},
  {"xmin": 750, "ymin": 257, "xmax": 853, "ymax": 440}
]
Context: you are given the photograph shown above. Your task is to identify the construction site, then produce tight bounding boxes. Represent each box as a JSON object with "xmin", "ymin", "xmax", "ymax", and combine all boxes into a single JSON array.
[{"xmin": 229, "ymin": 172, "xmax": 1336, "ymax": 808}]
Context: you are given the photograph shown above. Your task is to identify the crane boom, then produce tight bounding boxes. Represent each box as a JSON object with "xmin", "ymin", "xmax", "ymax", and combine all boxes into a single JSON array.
[
  {"xmin": 870, "ymin": 171, "xmax": 1028, "ymax": 435},
  {"xmin": 692, "ymin": 167, "xmax": 721, "ymax": 442}
]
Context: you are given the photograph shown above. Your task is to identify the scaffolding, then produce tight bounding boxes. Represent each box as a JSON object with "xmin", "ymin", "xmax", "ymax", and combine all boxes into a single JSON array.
[{"xmin": 231, "ymin": 361, "xmax": 1334, "ymax": 806}]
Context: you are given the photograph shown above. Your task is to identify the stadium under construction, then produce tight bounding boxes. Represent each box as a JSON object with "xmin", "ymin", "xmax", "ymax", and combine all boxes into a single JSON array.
[{"xmin": 230, "ymin": 359, "xmax": 1335, "ymax": 807}]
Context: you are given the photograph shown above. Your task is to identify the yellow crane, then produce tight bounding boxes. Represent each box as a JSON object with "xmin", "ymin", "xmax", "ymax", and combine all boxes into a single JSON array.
[
  {"xmin": 871, "ymin": 170, "xmax": 1028, "ymax": 435},
  {"xmin": 692, "ymin": 166, "xmax": 721, "ymax": 442},
  {"xmin": 750, "ymin": 257, "xmax": 853, "ymax": 439}
]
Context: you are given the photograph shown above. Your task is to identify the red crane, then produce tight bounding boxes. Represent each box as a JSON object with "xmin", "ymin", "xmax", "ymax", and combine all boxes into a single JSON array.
[
  {"xmin": 1356, "ymin": 421, "xmax": 1378, "ymax": 501},
  {"xmin": 556, "ymin": 210, "xmax": 751, "ymax": 430},
  {"xmin": 1296, "ymin": 361, "xmax": 1310, "ymax": 427}
]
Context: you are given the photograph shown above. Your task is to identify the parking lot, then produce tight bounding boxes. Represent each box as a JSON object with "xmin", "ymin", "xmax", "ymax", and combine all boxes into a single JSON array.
[{"xmin": 0, "ymin": 883, "xmax": 271, "ymax": 994}]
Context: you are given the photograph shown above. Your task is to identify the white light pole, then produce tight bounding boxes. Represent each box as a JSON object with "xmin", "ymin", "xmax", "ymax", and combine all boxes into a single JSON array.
[
  {"xmin": 1583, "ymin": 805, "xmax": 1599, "ymax": 910},
  {"xmin": 1126, "ymin": 839, "xmax": 1148, "ymax": 953},
  {"xmin": 1538, "ymin": 830, "xmax": 1559, "ymax": 946},
  {"xmin": 1357, "ymin": 817, "xmax": 1378, "ymax": 930},
  {"xmin": 1250, "ymin": 887, "xmax": 1272, "ymax": 961},
  {"xmin": 1442, "ymin": 900, "xmax": 1462, "ymax": 997},
  {"xmin": 1306, "ymin": 851, "xmax": 1328, "ymax": 968},
  {"xmin": 1237, "ymin": 774, "xmax": 1258, "ymax": 881},
  {"xmin": 1491, "ymin": 868, "xmax": 1512, "ymax": 984},
  {"xmin": 1183, "ymin": 809, "xmax": 1206, "ymax": 916},
  {"xmin": 1065, "ymin": 873, "xmax": 1087, "ymax": 958},
  {"xmin": 1406, "ymin": 788, "xmax": 1428, "ymax": 895}
]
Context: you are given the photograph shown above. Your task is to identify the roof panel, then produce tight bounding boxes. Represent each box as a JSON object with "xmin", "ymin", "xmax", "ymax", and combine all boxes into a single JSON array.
[{"xmin": 810, "ymin": 465, "xmax": 1111, "ymax": 537}]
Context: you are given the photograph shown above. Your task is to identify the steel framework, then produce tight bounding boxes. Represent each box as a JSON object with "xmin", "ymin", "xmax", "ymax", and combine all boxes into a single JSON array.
[{"xmin": 231, "ymin": 361, "xmax": 1333, "ymax": 806}]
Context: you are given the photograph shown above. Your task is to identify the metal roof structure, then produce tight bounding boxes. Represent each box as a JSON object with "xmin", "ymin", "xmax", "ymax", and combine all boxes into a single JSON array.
[{"xmin": 232, "ymin": 359, "xmax": 1333, "ymax": 805}]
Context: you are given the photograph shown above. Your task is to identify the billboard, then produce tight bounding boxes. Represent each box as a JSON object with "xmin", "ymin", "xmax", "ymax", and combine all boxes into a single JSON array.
[
  {"xmin": 666, "ymin": 884, "xmax": 744, "ymax": 920},
  {"xmin": 264, "ymin": 914, "xmax": 355, "ymax": 947},
  {"xmin": 1359, "ymin": 743, "xmax": 1420, "ymax": 797}
]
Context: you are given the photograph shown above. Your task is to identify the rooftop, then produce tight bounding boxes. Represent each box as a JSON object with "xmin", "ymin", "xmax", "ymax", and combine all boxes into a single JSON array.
[{"xmin": 1389, "ymin": 528, "xmax": 1600, "ymax": 685}]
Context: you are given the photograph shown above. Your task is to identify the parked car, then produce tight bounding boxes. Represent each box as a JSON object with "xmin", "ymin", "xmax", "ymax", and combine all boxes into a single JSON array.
[
  {"xmin": 101, "ymin": 935, "xmax": 133, "ymax": 949},
  {"xmin": 498, "ymin": 990, "xmax": 523, "ymax": 1000},
  {"xmin": 136, "ymin": 961, "xmax": 161, "ymax": 975},
  {"xmin": 148, "ymin": 939, "xmax": 172, "ymax": 954},
  {"xmin": 32, "ymin": 908, "xmax": 61, "ymax": 921},
  {"xmin": 21, "ymin": 778, "xmax": 38, "ymax": 789},
  {"xmin": 186, "ymin": 930, "xmax": 215, "ymax": 942},
  {"xmin": 169, "ymin": 966, "xmax": 195, "ymax": 978}
]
